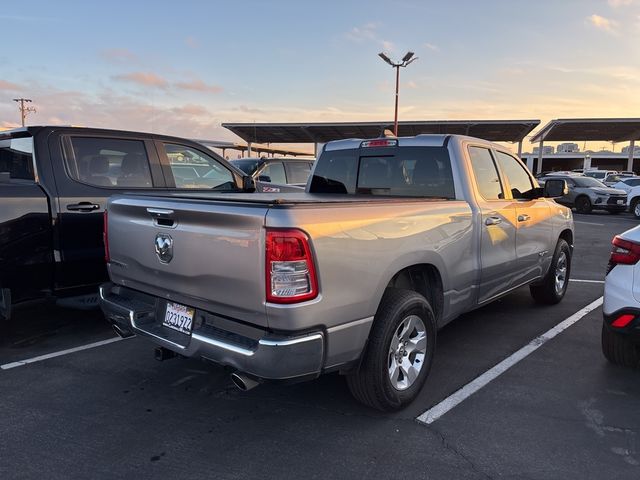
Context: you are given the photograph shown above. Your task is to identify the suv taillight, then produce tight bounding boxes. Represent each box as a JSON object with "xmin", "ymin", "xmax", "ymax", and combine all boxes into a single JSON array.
[
  {"xmin": 103, "ymin": 210, "xmax": 110, "ymax": 263},
  {"xmin": 265, "ymin": 229, "xmax": 318, "ymax": 304},
  {"xmin": 607, "ymin": 235, "xmax": 640, "ymax": 273}
]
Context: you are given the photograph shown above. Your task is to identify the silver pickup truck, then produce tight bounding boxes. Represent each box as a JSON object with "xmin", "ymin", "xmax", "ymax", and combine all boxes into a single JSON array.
[{"xmin": 100, "ymin": 135, "xmax": 574, "ymax": 410}]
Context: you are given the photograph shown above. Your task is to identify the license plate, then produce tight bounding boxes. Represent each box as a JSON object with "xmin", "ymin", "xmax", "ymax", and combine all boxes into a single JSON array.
[
  {"xmin": 163, "ymin": 302, "xmax": 195, "ymax": 335},
  {"xmin": 617, "ymin": 199, "xmax": 624, "ymax": 205}
]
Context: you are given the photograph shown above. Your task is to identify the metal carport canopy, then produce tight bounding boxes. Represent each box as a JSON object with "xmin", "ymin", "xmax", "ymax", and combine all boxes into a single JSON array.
[
  {"xmin": 530, "ymin": 118, "xmax": 640, "ymax": 143},
  {"xmin": 222, "ymin": 119, "xmax": 540, "ymax": 144}
]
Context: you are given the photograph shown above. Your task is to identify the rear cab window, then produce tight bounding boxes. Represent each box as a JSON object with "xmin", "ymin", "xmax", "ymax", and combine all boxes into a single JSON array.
[
  {"xmin": 0, "ymin": 135, "xmax": 36, "ymax": 181},
  {"xmin": 64, "ymin": 137, "xmax": 153, "ymax": 188},
  {"xmin": 494, "ymin": 151, "xmax": 536, "ymax": 199},
  {"xmin": 285, "ymin": 161, "xmax": 313, "ymax": 184},
  {"xmin": 310, "ymin": 145, "xmax": 455, "ymax": 198}
]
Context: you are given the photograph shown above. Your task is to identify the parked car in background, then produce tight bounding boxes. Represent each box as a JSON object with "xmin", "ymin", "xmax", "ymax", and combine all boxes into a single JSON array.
[
  {"xmin": 584, "ymin": 170, "xmax": 618, "ymax": 181},
  {"xmin": 603, "ymin": 173, "xmax": 634, "ymax": 187},
  {"xmin": 229, "ymin": 157, "xmax": 315, "ymax": 192},
  {"xmin": 537, "ymin": 174, "xmax": 627, "ymax": 214},
  {"xmin": 0, "ymin": 126, "xmax": 252, "ymax": 324},
  {"xmin": 627, "ymin": 185, "xmax": 640, "ymax": 219},
  {"xmin": 611, "ymin": 177, "xmax": 640, "ymax": 193},
  {"xmin": 100, "ymin": 134, "xmax": 574, "ymax": 411},
  {"xmin": 602, "ymin": 225, "xmax": 640, "ymax": 368}
]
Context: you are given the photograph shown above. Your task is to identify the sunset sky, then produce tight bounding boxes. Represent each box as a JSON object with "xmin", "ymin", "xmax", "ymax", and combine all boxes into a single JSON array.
[{"xmin": 1, "ymin": 0, "xmax": 639, "ymax": 151}]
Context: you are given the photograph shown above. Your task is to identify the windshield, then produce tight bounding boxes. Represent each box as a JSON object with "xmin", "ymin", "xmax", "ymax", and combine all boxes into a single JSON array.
[
  {"xmin": 230, "ymin": 159, "xmax": 259, "ymax": 176},
  {"xmin": 584, "ymin": 171, "xmax": 606, "ymax": 179},
  {"xmin": 573, "ymin": 177, "xmax": 607, "ymax": 188}
]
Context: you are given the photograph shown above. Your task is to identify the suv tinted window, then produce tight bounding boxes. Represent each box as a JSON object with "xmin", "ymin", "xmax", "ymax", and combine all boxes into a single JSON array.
[
  {"xmin": 165, "ymin": 144, "xmax": 235, "ymax": 190},
  {"xmin": 310, "ymin": 146, "xmax": 454, "ymax": 198},
  {"xmin": 495, "ymin": 151, "xmax": 535, "ymax": 199},
  {"xmin": 66, "ymin": 137, "xmax": 153, "ymax": 188},
  {"xmin": 286, "ymin": 161, "xmax": 313, "ymax": 184},
  {"xmin": 0, "ymin": 136, "xmax": 35, "ymax": 180},
  {"xmin": 468, "ymin": 146, "xmax": 503, "ymax": 200}
]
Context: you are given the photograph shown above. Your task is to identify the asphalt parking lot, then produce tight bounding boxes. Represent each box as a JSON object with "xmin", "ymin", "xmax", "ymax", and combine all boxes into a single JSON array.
[{"xmin": 1, "ymin": 212, "xmax": 639, "ymax": 479}]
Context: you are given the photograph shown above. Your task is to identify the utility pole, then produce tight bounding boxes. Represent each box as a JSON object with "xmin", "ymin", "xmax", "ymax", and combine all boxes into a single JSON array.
[
  {"xmin": 13, "ymin": 98, "xmax": 36, "ymax": 127},
  {"xmin": 377, "ymin": 51, "xmax": 418, "ymax": 137}
]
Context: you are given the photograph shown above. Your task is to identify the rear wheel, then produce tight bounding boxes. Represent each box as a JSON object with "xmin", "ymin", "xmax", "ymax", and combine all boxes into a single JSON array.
[
  {"xmin": 631, "ymin": 198, "xmax": 640, "ymax": 219},
  {"xmin": 575, "ymin": 196, "xmax": 592, "ymax": 214},
  {"xmin": 347, "ymin": 289, "xmax": 436, "ymax": 411},
  {"xmin": 530, "ymin": 239, "xmax": 571, "ymax": 305},
  {"xmin": 601, "ymin": 324, "xmax": 640, "ymax": 369}
]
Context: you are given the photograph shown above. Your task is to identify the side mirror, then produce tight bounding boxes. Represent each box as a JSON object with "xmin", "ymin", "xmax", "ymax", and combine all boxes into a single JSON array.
[
  {"xmin": 242, "ymin": 175, "xmax": 256, "ymax": 193},
  {"xmin": 258, "ymin": 175, "xmax": 272, "ymax": 183},
  {"xmin": 543, "ymin": 179, "xmax": 568, "ymax": 198}
]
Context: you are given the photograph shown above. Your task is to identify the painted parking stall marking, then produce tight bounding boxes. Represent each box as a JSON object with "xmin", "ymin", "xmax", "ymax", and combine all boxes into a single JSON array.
[
  {"xmin": 417, "ymin": 297, "xmax": 604, "ymax": 425},
  {"xmin": 1, "ymin": 337, "xmax": 127, "ymax": 371}
]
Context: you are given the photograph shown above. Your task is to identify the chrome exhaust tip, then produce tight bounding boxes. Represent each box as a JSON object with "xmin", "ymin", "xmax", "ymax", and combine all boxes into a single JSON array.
[{"xmin": 230, "ymin": 372, "xmax": 259, "ymax": 391}]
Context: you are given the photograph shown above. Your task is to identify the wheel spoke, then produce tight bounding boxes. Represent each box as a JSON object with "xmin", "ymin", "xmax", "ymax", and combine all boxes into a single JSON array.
[
  {"xmin": 406, "ymin": 332, "xmax": 426, "ymax": 354},
  {"xmin": 389, "ymin": 357, "xmax": 401, "ymax": 384},
  {"xmin": 400, "ymin": 358, "xmax": 418, "ymax": 385}
]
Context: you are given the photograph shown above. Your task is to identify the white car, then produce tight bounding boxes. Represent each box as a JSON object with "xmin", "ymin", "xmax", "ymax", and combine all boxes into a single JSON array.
[
  {"xmin": 602, "ymin": 225, "xmax": 640, "ymax": 368},
  {"xmin": 611, "ymin": 177, "xmax": 640, "ymax": 193},
  {"xmin": 627, "ymin": 185, "xmax": 640, "ymax": 218}
]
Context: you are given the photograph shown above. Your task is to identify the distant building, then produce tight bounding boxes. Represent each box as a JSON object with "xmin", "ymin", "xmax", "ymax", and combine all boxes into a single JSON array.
[
  {"xmin": 556, "ymin": 143, "xmax": 579, "ymax": 153},
  {"xmin": 521, "ymin": 150, "xmax": 640, "ymax": 174},
  {"xmin": 532, "ymin": 145, "xmax": 555, "ymax": 154},
  {"xmin": 622, "ymin": 145, "xmax": 640, "ymax": 154}
]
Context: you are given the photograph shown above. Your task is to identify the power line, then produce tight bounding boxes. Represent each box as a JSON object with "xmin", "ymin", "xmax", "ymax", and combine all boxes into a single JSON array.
[{"xmin": 12, "ymin": 98, "xmax": 36, "ymax": 127}]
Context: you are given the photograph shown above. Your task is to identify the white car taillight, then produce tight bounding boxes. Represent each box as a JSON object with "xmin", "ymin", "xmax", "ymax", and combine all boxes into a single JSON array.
[
  {"xmin": 265, "ymin": 229, "xmax": 318, "ymax": 304},
  {"xmin": 607, "ymin": 235, "xmax": 640, "ymax": 274}
]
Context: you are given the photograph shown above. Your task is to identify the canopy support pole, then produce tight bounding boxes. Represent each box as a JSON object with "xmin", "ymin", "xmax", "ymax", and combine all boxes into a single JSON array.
[
  {"xmin": 247, "ymin": 142, "xmax": 252, "ymax": 157},
  {"xmin": 517, "ymin": 141, "xmax": 523, "ymax": 159},
  {"xmin": 628, "ymin": 140, "xmax": 635, "ymax": 173},
  {"xmin": 537, "ymin": 140, "xmax": 544, "ymax": 174}
]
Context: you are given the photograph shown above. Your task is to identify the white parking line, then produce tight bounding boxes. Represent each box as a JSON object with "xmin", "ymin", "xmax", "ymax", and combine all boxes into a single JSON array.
[
  {"xmin": 0, "ymin": 337, "xmax": 126, "ymax": 371},
  {"xmin": 570, "ymin": 279, "xmax": 605, "ymax": 284},
  {"xmin": 416, "ymin": 296, "xmax": 604, "ymax": 425}
]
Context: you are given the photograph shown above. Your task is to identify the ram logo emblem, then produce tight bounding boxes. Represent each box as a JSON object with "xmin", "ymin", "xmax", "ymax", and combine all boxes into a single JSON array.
[{"xmin": 155, "ymin": 233, "xmax": 173, "ymax": 263}]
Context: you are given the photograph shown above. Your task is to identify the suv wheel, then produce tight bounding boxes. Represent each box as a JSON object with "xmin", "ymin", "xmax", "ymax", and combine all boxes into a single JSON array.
[
  {"xmin": 631, "ymin": 198, "xmax": 640, "ymax": 219},
  {"xmin": 601, "ymin": 324, "xmax": 640, "ymax": 368},
  {"xmin": 575, "ymin": 196, "xmax": 592, "ymax": 214},
  {"xmin": 530, "ymin": 239, "xmax": 571, "ymax": 305},
  {"xmin": 346, "ymin": 289, "xmax": 436, "ymax": 411}
]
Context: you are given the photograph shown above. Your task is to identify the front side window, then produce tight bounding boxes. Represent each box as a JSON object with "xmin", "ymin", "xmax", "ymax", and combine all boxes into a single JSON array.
[
  {"xmin": 495, "ymin": 151, "xmax": 535, "ymax": 199},
  {"xmin": 285, "ymin": 161, "xmax": 313, "ymax": 184},
  {"xmin": 66, "ymin": 137, "xmax": 152, "ymax": 188},
  {"xmin": 0, "ymin": 136, "xmax": 35, "ymax": 181},
  {"xmin": 165, "ymin": 144, "xmax": 235, "ymax": 190},
  {"xmin": 468, "ymin": 146, "xmax": 503, "ymax": 200},
  {"xmin": 259, "ymin": 162, "xmax": 287, "ymax": 184}
]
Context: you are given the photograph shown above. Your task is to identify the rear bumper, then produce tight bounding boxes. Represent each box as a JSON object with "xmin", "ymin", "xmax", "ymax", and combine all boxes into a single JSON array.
[
  {"xmin": 603, "ymin": 308, "xmax": 640, "ymax": 341},
  {"xmin": 99, "ymin": 283, "xmax": 324, "ymax": 380}
]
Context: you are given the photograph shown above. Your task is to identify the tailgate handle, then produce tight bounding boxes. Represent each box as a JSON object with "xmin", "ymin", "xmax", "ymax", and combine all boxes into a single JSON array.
[
  {"xmin": 67, "ymin": 202, "xmax": 100, "ymax": 212},
  {"xmin": 147, "ymin": 207, "xmax": 175, "ymax": 228}
]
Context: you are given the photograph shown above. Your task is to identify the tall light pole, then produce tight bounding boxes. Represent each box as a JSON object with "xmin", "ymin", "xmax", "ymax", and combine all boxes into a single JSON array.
[
  {"xmin": 13, "ymin": 98, "xmax": 36, "ymax": 127},
  {"xmin": 378, "ymin": 51, "xmax": 418, "ymax": 136}
]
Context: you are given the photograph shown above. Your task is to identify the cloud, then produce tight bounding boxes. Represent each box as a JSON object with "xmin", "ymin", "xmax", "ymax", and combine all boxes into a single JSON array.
[
  {"xmin": 185, "ymin": 36, "xmax": 199, "ymax": 48},
  {"xmin": 101, "ymin": 48, "xmax": 137, "ymax": 63},
  {"xmin": 0, "ymin": 80, "xmax": 20, "ymax": 91},
  {"xmin": 608, "ymin": 0, "xmax": 633, "ymax": 7},
  {"xmin": 381, "ymin": 40, "xmax": 394, "ymax": 52},
  {"xmin": 175, "ymin": 79, "xmax": 223, "ymax": 94},
  {"xmin": 236, "ymin": 105, "xmax": 265, "ymax": 114},
  {"xmin": 171, "ymin": 104, "xmax": 208, "ymax": 116},
  {"xmin": 345, "ymin": 22, "xmax": 379, "ymax": 42},
  {"xmin": 406, "ymin": 80, "xmax": 418, "ymax": 89},
  {"xmin": 587, "ymin": 14, "xmax": 620, "ymax": 34},
  {"xmin": 113, "ymin": 71, "xmax": 169, "ymax": 88},
  {"xmin": 424, "ymin": 43, "xmax": 439, "ymax": 52}
]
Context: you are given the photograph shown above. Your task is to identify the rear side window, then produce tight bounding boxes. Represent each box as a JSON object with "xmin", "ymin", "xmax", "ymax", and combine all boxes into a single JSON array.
[
  {"xmin": 285, "ymin": 161, "xmax": 313, "ymax": 184},
  {"xmin": 468, "ymin": 146, "xmax": 503, "ymax": 200},
  {"xmin": 310, "ymin": 146, "xmax": 454, "ymax": 198},
  {"xmin": 260, "ymin": 162, "xmax": 287, "ymax": 184},
  {"xmin": 66, "ymin": 137, "xmax": 153, "ymax": 188},
  {"xmin": 164, "ymin": 143, "xmax": 235, "ymax": 190},
  {"xmin": 494, "ymin": 151, "xmax": 535, "ymax": 199},
  {"xmin": 0, "ymin": 136, "xmax": 35, "ymax": 180}
]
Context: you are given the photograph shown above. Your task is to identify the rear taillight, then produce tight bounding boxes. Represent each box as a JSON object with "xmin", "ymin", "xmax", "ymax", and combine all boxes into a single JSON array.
[
  {"xmin": 608, "ymin": 236, "xmax": 640, "ymax": 273},
  {"xmin": 103, "ymin": 210, "xmax": 110, "ymax": 263},
  {"xmin": 265, "ymin": 229, "xmax": 318, "ymax": 304}
]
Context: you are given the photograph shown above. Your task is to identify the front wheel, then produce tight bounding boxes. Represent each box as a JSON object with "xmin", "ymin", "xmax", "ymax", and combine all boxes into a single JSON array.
[
  {"xmin": 346, "ymin": 289, "xmax": 436, "ymax": 411},
  {"xmin": 631, "ymin": 198, "xmax": 640, "ymax": 219},
  {"xmin": 575, "ymin": 196, "xmax": 592, "ymax": 214},
  {"xmin": 530, "ymin": 239, "xmax": 571, "ymax": 305}
]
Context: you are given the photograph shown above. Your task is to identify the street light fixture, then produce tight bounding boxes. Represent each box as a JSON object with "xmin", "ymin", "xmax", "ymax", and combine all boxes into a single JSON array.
[{"xmin": 378, "ymin": 51, "xmax": 418, "ymax": 136}]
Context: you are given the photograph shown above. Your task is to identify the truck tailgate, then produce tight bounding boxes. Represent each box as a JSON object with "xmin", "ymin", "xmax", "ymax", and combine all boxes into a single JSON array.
[{"xmin": 106, "ymin": 195, "xmax": 269, "ymax": 326}]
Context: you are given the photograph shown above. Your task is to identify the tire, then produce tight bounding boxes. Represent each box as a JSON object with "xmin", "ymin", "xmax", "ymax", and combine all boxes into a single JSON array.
[
  {"xmin": 575, "ymin": 196, "xmax": 592, "ymax": 214},
  {"xmin": 601, "ymin": 324, "xmax": 640, "ymax": 369},
  {"xmin": 530, "ymin": 239, "xmax": 571, "ymax": 305},
  {"xmin": 631, "ymin": 198, "xmax": 640, "ymax": 219},
  {"xmin": 346, "ymin": 289, "xmax": 436, "ymax": 411}
]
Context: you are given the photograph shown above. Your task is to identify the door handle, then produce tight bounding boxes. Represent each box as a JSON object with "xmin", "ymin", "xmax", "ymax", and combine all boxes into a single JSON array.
[
  {"xmin": 485, "ymin": 216, "xmax": 502, "ymax": 226},
  {"xmin": 66, "ymin": 202, "xmax": 100, "ymax": 212},
  {"xmin": 517, "ymin": 214, "xmax": 530, "ymax": 222}
]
